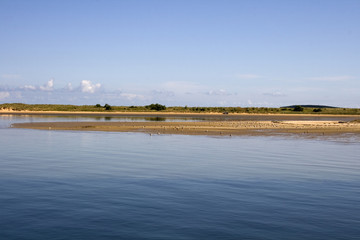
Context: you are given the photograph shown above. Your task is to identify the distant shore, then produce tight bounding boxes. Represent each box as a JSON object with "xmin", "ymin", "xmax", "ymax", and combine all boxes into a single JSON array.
[
  {"xmin": 1, "ymin": 109, "xmax": 360, "ymax": 118},
  {"xmin": 1, "ymin": 103, "xmax": 360, "ymax": 116}
]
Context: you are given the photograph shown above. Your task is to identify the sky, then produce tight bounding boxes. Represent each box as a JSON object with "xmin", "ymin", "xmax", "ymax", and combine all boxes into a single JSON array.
[{"xmin": 0, "ymin": 0, "xmax": 359, "ymax": 107}]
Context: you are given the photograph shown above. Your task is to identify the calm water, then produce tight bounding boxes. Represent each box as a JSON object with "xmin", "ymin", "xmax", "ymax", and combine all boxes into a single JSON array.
[{"xmin": 0, "ymin": 115, "xmax": 359, "ymax": 240}]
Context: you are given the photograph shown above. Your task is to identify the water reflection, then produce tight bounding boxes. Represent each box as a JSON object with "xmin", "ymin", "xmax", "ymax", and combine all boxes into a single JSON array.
[
  {"xmin": 2, "ymin": 112, "xmax": 359, "ymax": 123},
  {"xmin": 0, "ymin": 114, "xmax": 203, "ymax": 123},
  {"xmin": 1, "ymin": 124, "xmax": 360, "ymax": 239},
  {"xmin": 146, "ymin": 117, "xmax": 166, "ymax": 121}
]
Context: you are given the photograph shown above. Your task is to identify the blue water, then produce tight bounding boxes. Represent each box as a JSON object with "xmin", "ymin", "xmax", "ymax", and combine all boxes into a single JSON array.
[{"xmin": 0, "ymin": 116, "xmax": 359, "ymax": 239}]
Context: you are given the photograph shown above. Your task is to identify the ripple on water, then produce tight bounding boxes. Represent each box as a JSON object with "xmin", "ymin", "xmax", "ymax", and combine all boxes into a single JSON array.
[{"xmin": 0, "ymin": 116, "xmax": 360, "ymax": 239}]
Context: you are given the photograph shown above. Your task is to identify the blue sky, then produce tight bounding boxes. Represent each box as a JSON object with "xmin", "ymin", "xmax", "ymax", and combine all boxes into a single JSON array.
[{"xmin": 1, "ymin": 0, "xmax": 359, "ymax": 107}]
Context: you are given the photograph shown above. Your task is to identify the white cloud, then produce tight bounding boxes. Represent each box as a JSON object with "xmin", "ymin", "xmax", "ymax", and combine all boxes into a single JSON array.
[
  {"xmin": 236, "ymin": 74, "xmax": 261, "ymax": 79},
  {"xmin": 0, "ymin": 91, "xmax": 10, "ymax": 100},
  {"xmin": 40, "ymin": 79, "xmax": 54, "ymax": 91},
  {"xmin": 23, "ymin": 85, "xmax": 36, "ymax": 90},
  {"xmin": 307, "ymin": 75, "xmax": 356, "ymax": 82},
  {"xmin": 1, "ymin": 74, "xmax": 21, "ymax": 80},
  {"xmin": 81, "ymin": 80, "xmax": 101, "ymax": 93}
]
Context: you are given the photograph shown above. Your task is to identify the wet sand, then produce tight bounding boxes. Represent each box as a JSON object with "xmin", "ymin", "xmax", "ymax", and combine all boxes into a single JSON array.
[{"xmin": 12, "ymin": 120, "xmax": 360, "ymax": 137}]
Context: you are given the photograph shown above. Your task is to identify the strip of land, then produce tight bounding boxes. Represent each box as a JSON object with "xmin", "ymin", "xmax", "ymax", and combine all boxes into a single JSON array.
[
  {"xmin": 1, "ymin": 109, "xmax": 360, "ymax": 120},
  {"xmin": 1, "ymin": 103, "xmax": 360, "ymax": 115},
  {"xmin": 12, "ymin": 120, "xmax": 360, "ymax": 137},
  {"xmin": 5, "ymin": 109, "xmax": 360, "ymax": 137}
]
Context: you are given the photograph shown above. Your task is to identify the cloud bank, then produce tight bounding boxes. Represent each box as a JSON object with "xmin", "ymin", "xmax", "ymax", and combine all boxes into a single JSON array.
[
  {"xmin": 1, "ymin": 77, "xmax": 359, "ymax": 108},
  {"xmin": 39, "ymin": 79, "xmax": 54, "ymax": 91},
  {"xmin": 81, "ymin": 80, "xmax": 101, "ymax": 93}
]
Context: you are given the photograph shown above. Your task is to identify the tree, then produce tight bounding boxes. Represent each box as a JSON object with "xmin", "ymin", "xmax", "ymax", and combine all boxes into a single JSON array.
[{"xmin": 104, "ymin": 104, "xmax": 112, "ymax": 110}]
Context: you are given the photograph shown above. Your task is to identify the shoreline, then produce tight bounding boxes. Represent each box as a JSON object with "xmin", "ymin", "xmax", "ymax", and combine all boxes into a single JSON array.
[
  {"xmin": 1, "ymin": 109, "xmax": 360, "ymax": 117},
  {"xmin": 5, "ymin": 110, "xmax": 360, "ymax": 137},
  {"xmin": 12, "ymin": 120, "xmax": 360, "ymax": 137}
]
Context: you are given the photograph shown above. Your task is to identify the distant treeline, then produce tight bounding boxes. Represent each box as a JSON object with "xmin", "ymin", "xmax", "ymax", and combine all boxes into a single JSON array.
[{"xmin": 1, "ymin": 103, "xmax": 360, "ymax": 115}]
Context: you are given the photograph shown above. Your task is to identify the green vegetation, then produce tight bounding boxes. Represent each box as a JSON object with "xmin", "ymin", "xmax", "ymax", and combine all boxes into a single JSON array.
[
  {"xmin": 293, "ymin": 105, "xmax": 304, "ymax": 112},
  {"xmin": 145, "ymin": 103, "xmax": 166, "ymax": 111},
  {"xmin": 0, "ymin": 103, "xmax": 359, "ymax": 115},
  {"xmin": 104, "ymin": 104, "xmax": 112, "ymax": 110}
]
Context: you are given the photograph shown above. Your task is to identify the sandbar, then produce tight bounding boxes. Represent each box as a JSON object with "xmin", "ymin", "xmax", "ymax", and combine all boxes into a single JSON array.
[{"xmin": 12, "ymin": 120, "xmax": 360, "ymax": 137}]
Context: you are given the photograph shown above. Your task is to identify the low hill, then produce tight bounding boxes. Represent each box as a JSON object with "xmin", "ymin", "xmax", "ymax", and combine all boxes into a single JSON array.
[{"xmin": 281, "ymin": 105, "xmax": 338, "ymax": 109}]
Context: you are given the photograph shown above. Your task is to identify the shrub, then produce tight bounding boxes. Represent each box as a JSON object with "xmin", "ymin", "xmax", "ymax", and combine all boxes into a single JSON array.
[
  {"xmin": 146, "ymin": 103, "xmax": 166, "ymax": 111},
  {"xmin": 104, "ymin": 104, "xmax": 112, "ymax": 110},
  {"xmin": 95, "ymin": 104, "xmax": 102, "ymax": 108},
  {"xmin": 293, "ymin": 105, "xmax": 304, "ymax": 112},
  {"xmin": 313, "ymin": 108, "xmax": 322, "ymax": 112}
]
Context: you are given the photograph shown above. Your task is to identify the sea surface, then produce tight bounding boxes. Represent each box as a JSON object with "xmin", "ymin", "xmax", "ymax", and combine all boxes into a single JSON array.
[{"xmin": 0, "ymin": 115, "xmax": 359, "ymax": 240}]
